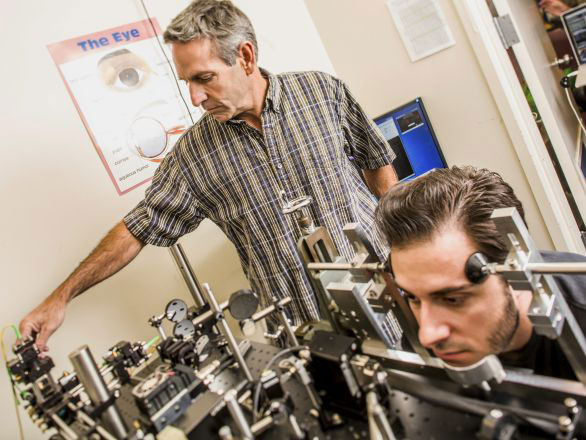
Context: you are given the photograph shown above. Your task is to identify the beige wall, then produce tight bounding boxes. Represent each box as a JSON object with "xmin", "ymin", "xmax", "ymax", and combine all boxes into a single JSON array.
[
  {"xmin": 0, "ymin": 1, "xmax": 334, "ymax": 438},
  {"xmin": 304, "ymin": 0, "xmax": 554, "ymax": 250}
]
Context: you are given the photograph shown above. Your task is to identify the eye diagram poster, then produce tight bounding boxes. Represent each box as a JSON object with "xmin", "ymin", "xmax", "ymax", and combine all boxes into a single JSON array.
[{"xmin": 48, "ymin": 19, "xmax": 201, "ymax": 195}]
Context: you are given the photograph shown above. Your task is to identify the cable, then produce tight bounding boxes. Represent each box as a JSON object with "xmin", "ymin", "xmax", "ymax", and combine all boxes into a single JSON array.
[
  {"xmin": 252, "ymin": 345, "xmax": 308, "ymax": 422},
  {"xmin": 561, "ymin": 71, "xmax": 586, "ymax": 138},
  {"xmin": 565, "ymin": 87, "xmax": 586, "ymax": 136},
  {"xmin": 138, "ymin": 0, "xmax": 195, "ymax": 125},
  {"xmin": 2, "ymin": 325, "xmax": 25, "ymax": 440},
  {"xmin": 143, "ymin": 335, "xmax": 160, "ymax": 351}
]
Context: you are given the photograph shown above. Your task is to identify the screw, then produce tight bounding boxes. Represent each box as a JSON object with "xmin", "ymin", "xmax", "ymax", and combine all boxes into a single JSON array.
[
  {"xmin": 564, "ymin": 397, "xmax": 579, "ymax": 415},
  {"xmin": 299, "ymin": 349, "xmax": 310, "ymax": 360},
  {"xmin": 219, "ymin": 426, "xmax": 233, "ymax": 439},
  {"xmin": 489, "ymin": 409, "xmax": 503, "ymax": 419},
  {"xmin": 559, "ymin": 415, "xmax": 574, "ymax": 432}
]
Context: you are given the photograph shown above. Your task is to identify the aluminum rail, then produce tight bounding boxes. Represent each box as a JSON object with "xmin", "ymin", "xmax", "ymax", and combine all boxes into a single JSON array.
[
  {"xmin": 69, "ymin": 345, "xmax": 128, "ymax": 439},
  {"xmin": 203, "ymin": 284, "xmax": 254, "ymax": 382},
  {"xmin": 192, "ymin": 300, "xmax": 229, "ymax": 327},
  {"xmin": 169, "ymin": 243, "xmax": 206, "ymax": 307},
  {"xmin": 494, "ymin": 262, "xmax": 586, "ymax": 275},
  {"xmin": 306, "ymin": 262, "xmax": 386, "ymax": 272}
]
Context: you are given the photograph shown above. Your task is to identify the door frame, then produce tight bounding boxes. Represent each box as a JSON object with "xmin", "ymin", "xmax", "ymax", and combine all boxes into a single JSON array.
[{"xmin": 453, "ymin": 0, "xmax": 585, "ymax": 253}]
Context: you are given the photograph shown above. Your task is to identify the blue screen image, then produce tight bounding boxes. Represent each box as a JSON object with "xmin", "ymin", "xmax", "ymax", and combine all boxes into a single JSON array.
[{"xmin": 374, "ymin": 98, "xmax": 446, "ymax": 182}]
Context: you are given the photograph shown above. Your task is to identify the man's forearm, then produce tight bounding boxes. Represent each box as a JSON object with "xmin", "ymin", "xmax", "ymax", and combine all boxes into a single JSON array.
[
  {"xmin": 51, "ymin": 220, "xmax": 145, "ymax": 303},
  {"xmin": 363, "ymin": 164, "xmax": 398, "ymax": 198}
]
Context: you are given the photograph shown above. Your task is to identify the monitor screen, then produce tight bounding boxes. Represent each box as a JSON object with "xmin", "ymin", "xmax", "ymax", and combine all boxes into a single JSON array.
[
  {"xmin": 374, "ymin": 98, "xmax": 446, "ymax": 182},
  {"xmin": 563, "ymin": 5, "xmax": 586, "ymax": 65}
]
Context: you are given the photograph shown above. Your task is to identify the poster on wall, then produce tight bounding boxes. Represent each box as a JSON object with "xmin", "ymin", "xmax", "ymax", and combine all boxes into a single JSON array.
[
  {"xmin": 385, "ymin": 0, "xmax": 455, "ymax": 62},
  {"xmin": 48, "ymin": 19, "xmax": 201, "ymax": 195}
]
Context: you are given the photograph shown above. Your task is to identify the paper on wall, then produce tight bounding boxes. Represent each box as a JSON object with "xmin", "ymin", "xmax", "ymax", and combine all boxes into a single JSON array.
[
  {"xmin": 385, "ymin": 0, "xmax": 455, "ymax": 62},
  {"xmin": 48, "ymin": 19, "xmax": 201, "ymax": 195}
]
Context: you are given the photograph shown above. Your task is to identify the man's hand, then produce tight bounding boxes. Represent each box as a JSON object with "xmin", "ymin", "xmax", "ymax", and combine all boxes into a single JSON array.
[
  {"xmin": 19, "ymin": 295, "xmax": 67, "ymax": 352},
  {"xmin": 540, "ymin": 0, "xmax": 571, "ymax": 17},
  {"xmin": 18, "ymin": 220, "xmax": 144, "ymax": 351}
]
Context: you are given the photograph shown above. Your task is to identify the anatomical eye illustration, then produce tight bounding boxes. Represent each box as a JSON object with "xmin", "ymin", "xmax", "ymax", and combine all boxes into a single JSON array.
[{"xmin": 98, "ymin": 48, "xmax": 152, "ymax": 91}]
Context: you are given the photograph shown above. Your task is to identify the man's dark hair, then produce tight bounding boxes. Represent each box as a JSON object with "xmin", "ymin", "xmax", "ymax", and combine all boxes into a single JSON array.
[{"xmin": 375, "ymin": 166, "xmax": 526, "ymax": 263}]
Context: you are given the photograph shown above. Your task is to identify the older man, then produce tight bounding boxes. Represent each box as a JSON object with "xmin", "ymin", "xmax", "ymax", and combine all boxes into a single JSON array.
[
  {"xmin": 20, "ymin": 0, "xmax": 397, "ymax": 349},
  {"xmin": 375, "ymin": 166, "xmax": 586, "ymax": 380}
]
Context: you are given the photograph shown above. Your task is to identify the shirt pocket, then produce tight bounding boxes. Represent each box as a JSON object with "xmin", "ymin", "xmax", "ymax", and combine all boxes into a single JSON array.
[{"xmin": 184, "ymin": 152, "xmax": 250, "ymax": 222}]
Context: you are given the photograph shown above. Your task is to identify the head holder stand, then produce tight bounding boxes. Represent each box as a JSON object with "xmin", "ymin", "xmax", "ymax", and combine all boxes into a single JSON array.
[
  {"xmin": 282, "ymin": 195, "xmax": 315, "ymax": 236},
  {"xmin": 440, "ymin": 355, "xmax": 506, "ymax": 391},
  {"xmin": 485, "ymin": 207, "xmax": 586, "ymax": 386},
  {"xmin": 281, "ymin": 193, "xmax": 343, "ymax": 332},
  {"xmin": 303, "ymin": 222, "xmax": 405, "ymax": 351}
]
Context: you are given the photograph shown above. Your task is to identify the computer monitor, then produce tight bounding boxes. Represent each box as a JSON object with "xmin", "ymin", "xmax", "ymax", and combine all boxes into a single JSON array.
[
  {"xmin": 374, "ymin": 98, "xmax": 447, "ymax": 182},
  {"xmin": 562, "ymin": 5, "xmax": 586, "ymax": 66}
]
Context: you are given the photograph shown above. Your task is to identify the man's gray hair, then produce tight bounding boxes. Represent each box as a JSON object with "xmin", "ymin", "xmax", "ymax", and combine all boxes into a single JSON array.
[{"xmin": 163, "ymin": 0, "xmax": 258, "ymax": 66}]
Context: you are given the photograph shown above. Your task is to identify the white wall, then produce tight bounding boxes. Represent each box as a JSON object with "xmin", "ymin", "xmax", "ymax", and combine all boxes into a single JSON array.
[
  {"xmin": 0, "ymin": 1, "xmax": 334, "ymax": 438},
  {"xmin": 304, "ymin": 0, "xmax": 555, "ymax": 250}
]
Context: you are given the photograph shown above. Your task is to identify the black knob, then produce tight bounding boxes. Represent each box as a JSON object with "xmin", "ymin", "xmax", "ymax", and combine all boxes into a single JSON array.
[
  {"xmin": 228, "ymin": 289, "xmax": 259, "ymax": 320},
  {"xmin": 465, "ymin": 252, "xmax": 490, "ymax": 284}
]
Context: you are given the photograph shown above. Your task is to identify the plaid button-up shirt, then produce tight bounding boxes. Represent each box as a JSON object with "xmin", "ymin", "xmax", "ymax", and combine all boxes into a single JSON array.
[{"xmin": 124, "ymin": 70, "xmax": 395, "ymax": 324}]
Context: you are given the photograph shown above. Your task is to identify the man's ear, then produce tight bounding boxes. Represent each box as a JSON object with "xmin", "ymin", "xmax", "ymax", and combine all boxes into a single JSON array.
[{"xmin": 238, "ymin": 41, "xmax": 256, "ymax": 75}]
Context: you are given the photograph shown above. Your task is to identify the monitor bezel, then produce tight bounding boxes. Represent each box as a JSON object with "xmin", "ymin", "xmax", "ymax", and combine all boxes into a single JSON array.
[
  {"xmin": 561, "ymin": 4, "xmax": 586, "ymax": 67},
  {"xmin": 373, "ymin": 97, "xmax": 448, "ymax": 180}
]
